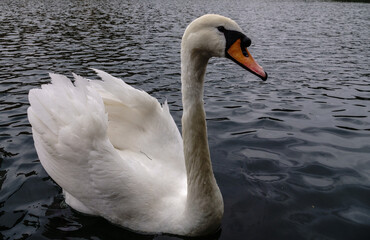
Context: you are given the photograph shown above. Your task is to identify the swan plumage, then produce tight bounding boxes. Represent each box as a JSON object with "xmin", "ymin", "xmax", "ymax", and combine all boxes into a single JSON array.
[{"xmin": 28, "ymin": 14, "xmax": 267, "ymax": 236}]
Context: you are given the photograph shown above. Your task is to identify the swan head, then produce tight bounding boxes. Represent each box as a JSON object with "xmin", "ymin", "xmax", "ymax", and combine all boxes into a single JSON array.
[{"xmin": 182, "ymin": 14, "xmax": 267, "ymax": 80}]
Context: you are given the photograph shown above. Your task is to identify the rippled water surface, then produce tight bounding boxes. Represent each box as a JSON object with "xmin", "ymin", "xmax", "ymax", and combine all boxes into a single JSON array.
[{"xmin": 1, "ymin": 0, "xmax": 370, "ymax": 239}]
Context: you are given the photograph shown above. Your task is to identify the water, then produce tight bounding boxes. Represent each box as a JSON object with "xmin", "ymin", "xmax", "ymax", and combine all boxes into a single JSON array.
[{"xmin": 1, "ymin": 0, "xmax": 370, "ymax": 239}]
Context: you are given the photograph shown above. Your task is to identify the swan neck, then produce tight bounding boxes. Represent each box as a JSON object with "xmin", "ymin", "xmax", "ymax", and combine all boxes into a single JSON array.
[
  {"xmin": 181, "ymin": 52, "xmax": 208, "ymax": 106},
  {"xmin": 181, "ymin": 49, "xmax": 223, "ymax": 234}
]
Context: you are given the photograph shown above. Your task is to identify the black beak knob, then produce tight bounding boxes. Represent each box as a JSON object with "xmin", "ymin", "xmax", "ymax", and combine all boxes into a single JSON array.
[{"xmin": 241, "ymin": 36, "xmax": 252, "ymax": 48}]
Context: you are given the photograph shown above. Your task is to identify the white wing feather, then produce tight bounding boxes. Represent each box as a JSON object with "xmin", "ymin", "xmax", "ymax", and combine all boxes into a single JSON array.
[
  {"xmin": 28, "ymin": 71, "xmax": 186, "ymax": 231},
  {"xmin": 90, "ymin": 69, "xmax": 184, "ymax": 171}
]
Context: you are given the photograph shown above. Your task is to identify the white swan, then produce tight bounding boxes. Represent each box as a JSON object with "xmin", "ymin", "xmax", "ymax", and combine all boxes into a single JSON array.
[{"xmin": 28, "ymin": 14, "xmax": 267, "ymax": 237}]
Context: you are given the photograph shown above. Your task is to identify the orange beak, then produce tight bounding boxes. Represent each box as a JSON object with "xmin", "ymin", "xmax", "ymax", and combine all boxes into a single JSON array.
[{"xmin": 227, "ymin": 39, "xmax": 267, "ymax": 80}]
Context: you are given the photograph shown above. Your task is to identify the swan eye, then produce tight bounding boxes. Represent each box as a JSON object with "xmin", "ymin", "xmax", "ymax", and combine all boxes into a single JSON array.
[{"xmin": 217, "ymin": 26, "xmax": 226, "ymax": 33}]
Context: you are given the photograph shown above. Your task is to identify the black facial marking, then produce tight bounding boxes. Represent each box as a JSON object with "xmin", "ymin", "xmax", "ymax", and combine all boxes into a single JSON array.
[
  {"xmin": 218, "ymin": 28, "xmax": 252, "ymax": 55},
  {"xmin": 218, "ymin": 27, "xmax": 250, "ymax": 57}
]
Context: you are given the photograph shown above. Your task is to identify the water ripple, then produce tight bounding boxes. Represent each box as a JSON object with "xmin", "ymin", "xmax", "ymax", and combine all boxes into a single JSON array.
[{"xmin": 1, "ymin": 0, "xmax": 370, "ymax": 239}]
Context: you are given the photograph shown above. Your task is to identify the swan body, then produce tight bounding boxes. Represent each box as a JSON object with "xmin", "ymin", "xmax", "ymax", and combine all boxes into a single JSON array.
[{"xmin": 28, "ymin": 14, "xmax": 267, "ymax": 236}]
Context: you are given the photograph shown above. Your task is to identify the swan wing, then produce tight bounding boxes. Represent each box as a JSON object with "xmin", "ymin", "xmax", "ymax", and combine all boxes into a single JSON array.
[
  {"xmin": 89, "ymin": 69, "xmax": 185, "ymax": 172},
  {"xmin": 28, "ymin": 72, "xmax": 186, "ymax": 227}
]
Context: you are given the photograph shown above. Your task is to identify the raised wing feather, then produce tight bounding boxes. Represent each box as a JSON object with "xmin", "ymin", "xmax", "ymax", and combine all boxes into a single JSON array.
[
  {"xmin": 90, "ymin": 69, "xmax": 185, "ymax": 171},
  {"xmin": 28, "ymin": 71, "xmax": 186, "ymax": 229}
]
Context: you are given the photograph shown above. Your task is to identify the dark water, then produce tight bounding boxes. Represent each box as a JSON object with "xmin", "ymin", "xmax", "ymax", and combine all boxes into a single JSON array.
[{"xmin": 1, "ymin": 0, "xmax": 370, "ymax": 239}]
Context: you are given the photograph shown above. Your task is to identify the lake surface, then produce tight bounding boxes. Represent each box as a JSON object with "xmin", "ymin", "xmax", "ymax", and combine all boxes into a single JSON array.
[{"xmin": 1, "ymin": 0, "xmax": 370, "ymax": 239}]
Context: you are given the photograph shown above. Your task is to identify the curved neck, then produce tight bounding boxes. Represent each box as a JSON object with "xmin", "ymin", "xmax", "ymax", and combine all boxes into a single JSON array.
[{"xmin": 181, "ymin": 49, "xmax": 223, "ymax": 234}]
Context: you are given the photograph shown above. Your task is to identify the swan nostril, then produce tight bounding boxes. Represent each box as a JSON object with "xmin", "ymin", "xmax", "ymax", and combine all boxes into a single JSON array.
[{"xmin": 242, "ymin": 49, "xmax": 249, "ymax": 57}]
